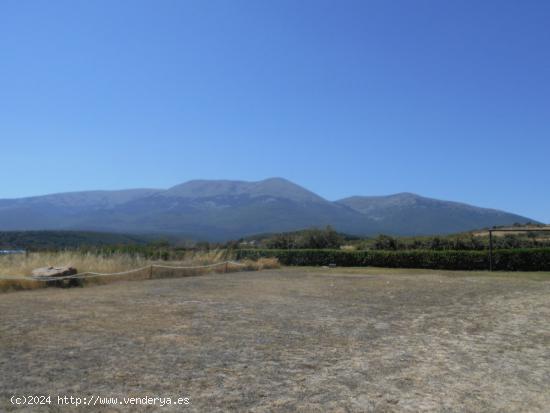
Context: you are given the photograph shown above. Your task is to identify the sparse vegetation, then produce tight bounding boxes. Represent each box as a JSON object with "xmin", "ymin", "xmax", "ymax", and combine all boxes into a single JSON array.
[
  {"xmin": 263, "ymin": 226, "xmax": 344, "ymax": 249},
  {"xmin": 240, "ymin": 226, "xmax": 550, "ymax": 251},
  {"xmin": 0, "ymin": 250, "xmax": 279, "ymax": 292}
]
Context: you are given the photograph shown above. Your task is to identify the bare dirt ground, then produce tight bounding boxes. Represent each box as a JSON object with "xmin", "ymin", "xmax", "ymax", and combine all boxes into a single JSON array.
[{"xmin": 1, "ymin": 267, "xmax": 549, "ymax": 412}]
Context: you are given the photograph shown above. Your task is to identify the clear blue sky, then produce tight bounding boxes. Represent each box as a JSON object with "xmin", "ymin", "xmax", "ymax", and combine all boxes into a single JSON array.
[{"xmin": 1, "ymin": 0, "xmax": 549, "ymax": 222}]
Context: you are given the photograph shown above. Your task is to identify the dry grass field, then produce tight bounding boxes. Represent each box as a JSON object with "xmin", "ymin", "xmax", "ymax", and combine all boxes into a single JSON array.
[
  {"xmin": 0, "ymin": 250, "xmax": 237, "ymax": 276},
  {"xmin": 1, "ymin": 267, "xmax": 549, "ymax": 412},
  {"xmin": 0, "ymin": 252, "xmax": 278, "ymax": 292}
]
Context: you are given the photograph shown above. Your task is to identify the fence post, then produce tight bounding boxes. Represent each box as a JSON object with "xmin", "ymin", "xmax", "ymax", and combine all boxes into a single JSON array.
[
  {"xmin": 150, "ymin": 265, "xmax": 153, "ymax": 279},
  {"xmin": 489, "ymin": 230, "xmax": 493, "ymax": 272}
]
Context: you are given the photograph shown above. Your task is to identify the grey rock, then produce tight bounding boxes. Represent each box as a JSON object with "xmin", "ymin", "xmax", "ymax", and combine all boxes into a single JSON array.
[{"xmin": 32, "ymin": 266, "xmax": 77, "ymax": 278}]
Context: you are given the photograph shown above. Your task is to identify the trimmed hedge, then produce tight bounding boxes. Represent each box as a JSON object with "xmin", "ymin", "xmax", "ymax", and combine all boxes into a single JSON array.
[{"xmin": 236, "ymin": 248, "xmax": 550, "ymax": 271}]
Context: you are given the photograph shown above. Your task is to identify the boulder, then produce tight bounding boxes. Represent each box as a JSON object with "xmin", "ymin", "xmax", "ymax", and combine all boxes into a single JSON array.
[{"xmin": 32, "ymin": 266, "xmax": 77, "ymax": 278}]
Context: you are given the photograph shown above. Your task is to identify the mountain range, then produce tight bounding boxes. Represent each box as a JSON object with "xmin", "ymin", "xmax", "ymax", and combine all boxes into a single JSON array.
[{"xmin": 0, "ymin": 178, "xmax": 536, "ymax": 240}]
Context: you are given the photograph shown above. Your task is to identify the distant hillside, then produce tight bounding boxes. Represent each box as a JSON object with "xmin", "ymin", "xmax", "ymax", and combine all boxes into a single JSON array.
[
  {"xmin": 0, "ymin": 178, "xmax": 537, "ymax": 240},
  {"xmin": 0, "ymin": 231, "xmax": 154, "ymax": 251},
  {"xmin": 337, "ymin": 193, "xmax": 536, "ymax": 235}
]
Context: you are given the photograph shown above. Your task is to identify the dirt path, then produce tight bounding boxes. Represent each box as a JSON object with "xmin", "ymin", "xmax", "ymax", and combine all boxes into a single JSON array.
[{"xmin": 1, "ymin": 268, "xmax": 549, "ymax": 412}]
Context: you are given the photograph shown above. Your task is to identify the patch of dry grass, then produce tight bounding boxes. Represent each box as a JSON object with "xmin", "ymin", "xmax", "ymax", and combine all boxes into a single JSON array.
[
  {"xmin": 295, "ymin": 265, "xmax": 550, "ymax": 281},
  {"xmin": 0, "ymin": 251, "xmax": 151, "ymax": 276},
  {"xmin": 0, "ymin": 251, "xmax": 280, "ymax": 292},
  {"xmin": 238, "ymin": 257, "xmax": 280, "ymax": 271},
  {"xmin": 0, "ymin": 278, "xmax": 48, "ymax": 293},
  {"xmin": 183, "ymin": 249, "xmax": 232, "ymax": 264}
]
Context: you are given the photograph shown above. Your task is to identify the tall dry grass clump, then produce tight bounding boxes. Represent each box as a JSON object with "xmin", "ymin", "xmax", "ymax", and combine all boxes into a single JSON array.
[
  {"xmin": 0, "ymin": 250, "xmax": 280, "ymax": 277},
  {"xmin": 0, "ymin": 251, "xmax": 151, "ymax": 277},
  {"xmin": 254, "ymin": 257, "xmax": 280, "ymax": 270},
  {"xmin": 236, "ymin": 257, "xmax": 280, "ymax": 271},
  {"xmin": 181, "ymin": 249, "xmax": 231, "ymax": 265}
]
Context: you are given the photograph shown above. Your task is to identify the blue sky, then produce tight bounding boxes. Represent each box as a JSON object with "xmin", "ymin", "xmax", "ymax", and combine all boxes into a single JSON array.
[{"xmin": 1, "ymin": 0, "xmax": 549, "ymax": 222}]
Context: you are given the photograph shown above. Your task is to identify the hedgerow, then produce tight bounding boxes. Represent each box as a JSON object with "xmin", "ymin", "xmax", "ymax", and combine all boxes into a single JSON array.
[{"xmin": 235, "ymin": 248, "xmax": 550, "ymax": 271}]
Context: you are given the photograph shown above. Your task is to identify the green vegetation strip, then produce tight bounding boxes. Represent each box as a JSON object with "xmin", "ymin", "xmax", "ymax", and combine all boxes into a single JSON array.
[{"xmin": 237, "ymin": 248, "xmax": 550, "ymax": 271}]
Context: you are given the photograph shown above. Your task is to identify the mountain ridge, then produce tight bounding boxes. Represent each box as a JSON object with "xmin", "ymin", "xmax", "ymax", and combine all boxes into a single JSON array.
[{"xmin": 0, "ymin": 178, "xmax": 537, "ymax": 240}]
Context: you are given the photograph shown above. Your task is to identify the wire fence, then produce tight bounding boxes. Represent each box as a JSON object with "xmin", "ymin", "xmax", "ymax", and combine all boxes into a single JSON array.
[{"xmin": 1, "ymin": 261, "xmax": 248, "ymax": 284}]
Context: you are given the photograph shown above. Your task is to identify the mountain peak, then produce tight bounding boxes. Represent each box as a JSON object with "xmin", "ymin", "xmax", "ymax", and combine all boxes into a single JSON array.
[
  {"xmin": 165, "ymin": 178, "xmax": 325, "ymax": 203},
  {"xmin": 392, "ymin": 192, "xmax": 421, "ymax": 198}
]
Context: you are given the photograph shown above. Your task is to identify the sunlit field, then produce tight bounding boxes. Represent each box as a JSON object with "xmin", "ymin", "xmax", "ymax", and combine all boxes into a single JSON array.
[{"xmin": 1, "ymin": 267, "xmax": 548, "ymax": 412}]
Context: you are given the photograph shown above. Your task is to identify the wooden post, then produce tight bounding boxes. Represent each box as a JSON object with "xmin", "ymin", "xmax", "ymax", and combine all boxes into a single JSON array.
[
  {"xmin": 150, "ymin": 265, "xmax": 153, "ymax": 279},
  {"xmin": 489, "ymin": 230, "xmax": 493, "ymax": 272}
]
